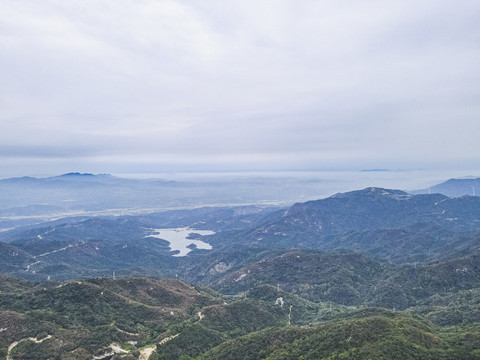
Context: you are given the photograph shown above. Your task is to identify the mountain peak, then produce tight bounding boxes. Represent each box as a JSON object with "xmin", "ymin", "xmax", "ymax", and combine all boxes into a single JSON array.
[
  {"xmin": 331, "ymin": 187, "xmax": 410, "ymax": 199},
  {"xmin": 60, "ymin": 172, "xmax": 94, "ymax": 176},
  {"xmin": 54, "ymin": 173, "xmax": 114, "ymax": 180}
]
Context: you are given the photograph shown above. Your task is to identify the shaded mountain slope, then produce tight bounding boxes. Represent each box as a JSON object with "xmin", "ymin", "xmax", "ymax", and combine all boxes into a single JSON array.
[
  {"xmin": 209, "ymin": 250, "xmax": 388, "ymax": 306},
  {"xmin": 233, "ymin": 188, "xmax": 480, "ymax": 247},
  {"xmin": 193, "ymin": 249, "xmax": 480, "ymax": 312},
  {"xmin": 206, "ymin": 188, "xmax": 480, "ymax": 263}
]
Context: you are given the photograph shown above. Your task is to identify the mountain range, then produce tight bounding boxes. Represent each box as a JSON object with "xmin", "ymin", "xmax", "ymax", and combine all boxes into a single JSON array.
[
  {"xmin": 1, "ymin": 177, "xmax": 480, "ymax": 359},
  {"xmin": 1, "ymin": 172, "xmax": 476, "ymax": 229}
]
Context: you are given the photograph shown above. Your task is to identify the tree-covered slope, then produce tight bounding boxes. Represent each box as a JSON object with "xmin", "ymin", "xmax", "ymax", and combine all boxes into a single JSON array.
[
  {"xmin": 211, "ymin": 250, "xmax": 388, "ymax": 306},
  {"xmin": 199, "ymin": 311, "xmax": 480, "ymax": 360},
  {"xmin": 0, "ymin": 276, "xmax": 223, "ymax": 359}
]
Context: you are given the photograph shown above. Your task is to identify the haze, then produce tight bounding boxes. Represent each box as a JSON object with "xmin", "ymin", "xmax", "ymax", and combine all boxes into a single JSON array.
[{"xmin": 1, "ymin": 0, "xmax": 479, "ymax": 177}]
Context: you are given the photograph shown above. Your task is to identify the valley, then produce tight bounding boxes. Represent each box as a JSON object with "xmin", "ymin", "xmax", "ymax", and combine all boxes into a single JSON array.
[{"xmin": 1, "ymin": 175, "xmax": 480, "ymax": 359}]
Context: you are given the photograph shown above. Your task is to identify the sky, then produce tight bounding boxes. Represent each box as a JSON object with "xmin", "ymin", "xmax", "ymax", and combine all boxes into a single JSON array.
[{"xmin": 1, "ymin": 0, "xmax": 479, "ymax": 178}]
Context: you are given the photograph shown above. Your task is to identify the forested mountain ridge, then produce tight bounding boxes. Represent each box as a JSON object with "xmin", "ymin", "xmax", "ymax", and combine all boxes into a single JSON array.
[
  {"xmin": 228, "ymin": 187, "xmax": 480, "ymax": 246},
  {"xmin": 2, "ymin": 185, "xmax": 480, "ymax": 358},
  {"xmin": 206, "ymin": 188, "xmax": 480, "ymax": 264}
]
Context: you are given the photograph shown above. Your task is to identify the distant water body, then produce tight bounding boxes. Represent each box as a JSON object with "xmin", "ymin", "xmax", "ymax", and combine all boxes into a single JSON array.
[{"xmin": 148, "ymin": 228, "xmax": 214, "ymax": 256}]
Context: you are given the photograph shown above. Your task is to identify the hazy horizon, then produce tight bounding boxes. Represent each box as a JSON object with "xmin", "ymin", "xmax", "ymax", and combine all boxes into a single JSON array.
[
  {"xmin": 2, "ymin": 168, "xmax": 478, "ymax": 195},
  {"xmin": 1, "ymin": 1, "xmax": 479, "ymax": 177}
]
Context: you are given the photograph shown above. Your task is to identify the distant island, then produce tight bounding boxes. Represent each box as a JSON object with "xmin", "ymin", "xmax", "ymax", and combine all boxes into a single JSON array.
[{"xmin": 360, "ymin": 168, "xmax": 391, "ymax": 172}]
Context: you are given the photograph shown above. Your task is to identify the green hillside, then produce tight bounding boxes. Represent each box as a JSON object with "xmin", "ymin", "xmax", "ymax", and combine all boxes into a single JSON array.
[{"xmin": 199, "ymin": 312, "xmax": 480, "ymax": 360}]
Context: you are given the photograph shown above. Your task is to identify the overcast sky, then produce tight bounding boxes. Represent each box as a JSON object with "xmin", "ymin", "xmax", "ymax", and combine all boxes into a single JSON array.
[{"xmin": 1, "ymin": 0, "xmax": 479, "ymax": 177}]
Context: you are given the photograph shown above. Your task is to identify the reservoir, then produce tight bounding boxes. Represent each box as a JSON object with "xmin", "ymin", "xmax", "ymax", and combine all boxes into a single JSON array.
[{"xmin": 148, "ymin": 228, "xmax": 214, "ymax": 256}]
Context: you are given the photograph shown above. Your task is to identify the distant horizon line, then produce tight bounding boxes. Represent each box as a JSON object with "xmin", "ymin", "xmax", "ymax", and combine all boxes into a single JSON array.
[
  {"xmin": 0, "ymin": 168, "xmax": 431, "ymax": 180},
  {"xmin": 2, "ymin": 169, "xmax": 480, "ymax": 183}
]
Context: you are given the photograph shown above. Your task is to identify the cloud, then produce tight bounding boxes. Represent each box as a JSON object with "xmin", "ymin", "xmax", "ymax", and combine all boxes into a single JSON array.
[{"xmin": 0, "ymin": 0, "xmax": 479, "ymax": 176}]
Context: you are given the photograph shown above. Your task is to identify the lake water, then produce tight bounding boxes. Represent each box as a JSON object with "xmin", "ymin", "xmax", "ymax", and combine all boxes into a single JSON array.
[{"xmin": 148, "ymin": 228, "xmax": 215, "ymax": 256}]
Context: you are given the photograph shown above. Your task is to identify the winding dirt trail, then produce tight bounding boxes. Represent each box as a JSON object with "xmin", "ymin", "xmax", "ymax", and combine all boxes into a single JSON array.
[
  {"xmin": 7, "ymin": 335, "xmax": 52, "ymax": 360},
  {"xmin": 158, "ymin": 333, "xmax": 179, "ymax": 345}
]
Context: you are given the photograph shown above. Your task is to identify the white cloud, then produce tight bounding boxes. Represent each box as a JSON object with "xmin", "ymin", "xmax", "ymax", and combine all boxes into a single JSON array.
[{"xmin": 0, "ymin": 0, "xmax": 479, "ymax": 175}]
